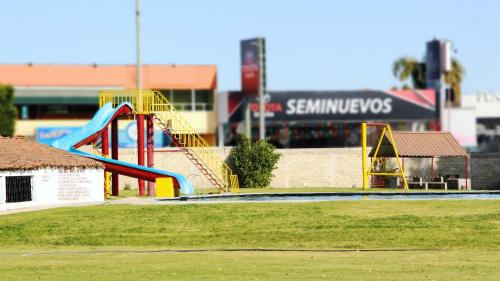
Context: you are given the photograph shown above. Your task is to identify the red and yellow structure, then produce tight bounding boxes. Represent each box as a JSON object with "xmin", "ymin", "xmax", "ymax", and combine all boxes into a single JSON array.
[{"xmin": 99, "ymin": 90, "xmax": 239, "ymax": 196}]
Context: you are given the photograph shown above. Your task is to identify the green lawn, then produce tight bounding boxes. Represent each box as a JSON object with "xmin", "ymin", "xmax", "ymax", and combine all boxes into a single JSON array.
[
  {"xmin": 0, "ymin": 200, "xmax": 498, "ymax": 280},
  {"xmin": 0, "ymin": 250, "xmax": 497, "ymax": 281}
]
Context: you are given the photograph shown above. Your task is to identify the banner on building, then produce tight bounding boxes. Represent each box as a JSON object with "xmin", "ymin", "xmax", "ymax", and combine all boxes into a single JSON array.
[
  {"xmin": 241, "ymin": 38, "xmax": 265, "ymax": 97},
  {"xmin": 228, "ymin": 90, "xmax": 437, "ymax": 123},
  {"xmin": 36, "ymin": 125, "xmax": 171, "ymax": 148}
]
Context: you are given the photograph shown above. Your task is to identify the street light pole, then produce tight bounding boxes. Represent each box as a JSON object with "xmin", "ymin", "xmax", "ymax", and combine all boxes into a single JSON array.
[{"xmin": 136, "ymin": 0, "xmax": 142, "ymax": 92}]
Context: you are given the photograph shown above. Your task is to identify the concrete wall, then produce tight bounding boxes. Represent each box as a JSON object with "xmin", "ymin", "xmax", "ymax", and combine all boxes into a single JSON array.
[
  {"xmin": 114, "ymin": 147, "xmax": 366, "ymax": 190},
  {"xmin": 471, "ymin": 153, "xmax": 500, "ymax": 190},
  {"xmin": 0, "ymin": 168, "xmax": 104, "ymax": 210},
  {"xmin": 98, "ymin": 147, "xmax": 499, "ymax": 191}
]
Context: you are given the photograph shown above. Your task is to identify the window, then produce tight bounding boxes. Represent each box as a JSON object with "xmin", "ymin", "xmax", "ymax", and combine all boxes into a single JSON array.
[
  {"xmin": 195, "ymin": 90, "xmax": 214, "ymax": 111},
  {"xmin": 157, "ymin": 89, "xmax": 213, "ymax": 111},
  {"xmin": 16, "ymin": 105, "xmax": 98, "ymax": 119},
  {"xmin": 6, "ymin": 176, "xmax": 32, "ymax": 203}
]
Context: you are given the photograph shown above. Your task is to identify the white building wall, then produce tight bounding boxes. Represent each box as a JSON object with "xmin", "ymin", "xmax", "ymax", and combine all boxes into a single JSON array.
[{"xmin": 0, "ymin": 168, "xmax": 103, "ymax": 210}]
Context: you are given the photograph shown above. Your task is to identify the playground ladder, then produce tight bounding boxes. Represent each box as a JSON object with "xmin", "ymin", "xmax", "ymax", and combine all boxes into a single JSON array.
[{"xmin": 99, "ymin": 90, "xmax": 239, "ymax": 193}]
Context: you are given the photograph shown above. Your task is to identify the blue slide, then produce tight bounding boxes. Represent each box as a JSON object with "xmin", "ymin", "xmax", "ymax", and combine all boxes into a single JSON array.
[{"xmin": 51, "ymin": 102, "xmax": 194, "ymax": 194}]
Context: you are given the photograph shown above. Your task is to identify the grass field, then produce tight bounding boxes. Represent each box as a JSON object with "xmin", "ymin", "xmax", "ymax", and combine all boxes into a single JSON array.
[{"xmin": 0, "ymin": 200, "xmax": 498, "ymax": 280}]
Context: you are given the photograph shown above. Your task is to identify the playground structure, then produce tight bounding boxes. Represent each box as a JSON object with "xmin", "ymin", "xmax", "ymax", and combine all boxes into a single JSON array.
[
  {"xmin": 51, "ymin": 90, "xmax": 239, "ymax": 197},
  {"xmin": 361, "ymin": 122, "xmax": 409, "ymax": 190},
  {"xmin": 361, "ymin": 122, "xmax": 469, "ymax": 191}
]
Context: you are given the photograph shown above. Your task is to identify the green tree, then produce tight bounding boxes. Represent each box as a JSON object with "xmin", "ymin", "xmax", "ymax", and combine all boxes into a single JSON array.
[
  {"xmin": 392, "ymin": 57, "xmax": 427, "ymax": 89},
  {"xmin": 392, "ymin": 56, "xmax": 465, "ymax": 105},
  {"xmin": 445, "ymin": 58, "xmax": 465, "ymax": 105},
  {"xmin": 0, "ymin": 85, "xmax": 16, "ymax": 137},
  {"xmin": 226, "ymin": 135, "xmax": 281, "ymax": 188}
]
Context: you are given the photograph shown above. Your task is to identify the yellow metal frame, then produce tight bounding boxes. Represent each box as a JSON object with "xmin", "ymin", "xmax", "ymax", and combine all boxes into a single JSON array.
[
  {"xmin": 99, "ymin": 89, "xmax": 239, "ymax": 193},
  {"xmin": 361, "ymin": 122, "xmax": 409, "ymax": 191},
  {"xmin": 91, "ymin": 144, "xmax": 111, "ymax": 198}
]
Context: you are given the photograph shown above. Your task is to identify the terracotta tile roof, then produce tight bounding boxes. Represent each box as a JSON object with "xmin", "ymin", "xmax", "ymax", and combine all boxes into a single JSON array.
[
  {"xmin": 369, "ymin": 131, "xmax": 467, "ymax": 158},
  {"xmin": 0, "ymin": 137, "xmax": 103, "ymax": 170},
  {"xmin": 0, "ymin": 64, "xmax": 217, "ymax": 90}
]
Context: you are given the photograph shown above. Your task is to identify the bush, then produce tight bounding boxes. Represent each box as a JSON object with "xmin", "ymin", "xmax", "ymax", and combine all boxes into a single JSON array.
[
  {"xmin": 226, "ymin": 135, "xmax": 281, "ymax": 188},
  {"xmin": 0, "ymin": 85, "xmax": 16, "ymax": 137}
]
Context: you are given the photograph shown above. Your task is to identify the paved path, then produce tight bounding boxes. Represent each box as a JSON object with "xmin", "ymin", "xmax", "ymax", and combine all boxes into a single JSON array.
[{"xmin": 0, "ymin": 201, "xmax": 104, "ymax": 216}]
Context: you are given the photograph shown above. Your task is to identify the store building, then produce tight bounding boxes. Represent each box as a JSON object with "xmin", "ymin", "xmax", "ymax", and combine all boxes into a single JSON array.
[
  {"xmin": 462, "ymin": 91, "xmax": 500, "ymax": 152},
  {"xmin": 222, "ymin": 89, "xmax": 438, "ymax": 148},
  {"xmin": 0, "ymin": 64, "xmax": 218, "ymax": 145}
]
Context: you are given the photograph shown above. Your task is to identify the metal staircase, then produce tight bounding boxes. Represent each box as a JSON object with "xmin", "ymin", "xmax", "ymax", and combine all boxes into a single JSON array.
[{"xmin": 99, "ymin": 90, "xmax": 239, "ymax": 193}]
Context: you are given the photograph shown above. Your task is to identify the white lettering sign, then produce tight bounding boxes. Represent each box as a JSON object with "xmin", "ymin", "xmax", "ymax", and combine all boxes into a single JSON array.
[{"xmin": 286, "ymin": 98, "xmax": 392, "ymax": 115}]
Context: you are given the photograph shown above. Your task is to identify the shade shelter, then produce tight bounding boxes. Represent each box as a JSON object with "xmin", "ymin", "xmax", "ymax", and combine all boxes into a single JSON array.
[{"xmin": 368, "ymin": 131, "xmax": 469, "ymax": 190}]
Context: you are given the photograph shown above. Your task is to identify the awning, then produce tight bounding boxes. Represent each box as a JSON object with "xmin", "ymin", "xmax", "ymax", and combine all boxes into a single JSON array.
[{"xmin": 368, "ymin": 131, "xmax": 467, "ymax": 158}]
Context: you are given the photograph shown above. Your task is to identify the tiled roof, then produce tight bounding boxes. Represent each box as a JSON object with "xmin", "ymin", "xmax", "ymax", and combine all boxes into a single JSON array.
[
  {"xmin": 369, "ymin": 131, "xmax": 467, "ymax": 158},
  {"xmin": 0, "ymin": 64, "xmax": 217, "ymax": 90}
]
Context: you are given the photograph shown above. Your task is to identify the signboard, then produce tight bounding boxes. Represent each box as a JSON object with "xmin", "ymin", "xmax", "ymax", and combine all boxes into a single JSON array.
[
  {"xmin": 36, "ymin": 127, "xmax": 81, "ymax": 145},
  {"xmin": 36, "ymin": 125, "xmax": 171, "ymax": 148},
  {"xmin": 241, "ymin": 38, "xmax": 265, "ymax": 97},
  {"xmin": 426, "ymin": 39, "xmax": 451, "ymax": 81},
  {"xmin": 118, "ymin": 123, "xmax": 171, "ymax": 148},
  {"xmin": 228, "ymin": 90, "xmax": 437, "ymax": 123},
  {"xmin": 426, "ymin": 40, "xmax": 442, "ymax": 81}
]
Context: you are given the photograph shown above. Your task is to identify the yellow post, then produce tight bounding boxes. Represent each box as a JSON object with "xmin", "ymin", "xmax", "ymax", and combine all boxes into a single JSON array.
[
  {"xmin": 361, "ymin": 122, "xmax": 368, "ymax": 190},
  {"xmin": 104, "ymin": 171, "xmax": 111, "ymax": 198},
  {"xmin": 155, "ymin": 177, "xmax": 175, "ymax": 198}
]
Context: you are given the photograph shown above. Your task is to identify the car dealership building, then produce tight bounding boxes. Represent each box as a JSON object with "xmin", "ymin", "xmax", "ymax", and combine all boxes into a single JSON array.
[{"xmin": 222, "ymin": 89, "xmax": 439, "ymax": 148}]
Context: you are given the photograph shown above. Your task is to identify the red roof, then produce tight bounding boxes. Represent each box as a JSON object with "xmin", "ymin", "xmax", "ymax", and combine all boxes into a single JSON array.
[
  {"xmin": 385, "ymin": 89, "xmax": 435, "ymax": 110},
  {"xmin": 0, "ymin": 64, "xmax": 217, "ymax": 90}
]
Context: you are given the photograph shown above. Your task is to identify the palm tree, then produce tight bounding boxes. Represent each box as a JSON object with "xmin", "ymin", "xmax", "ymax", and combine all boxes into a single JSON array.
[
  {"xmin": 392, "ymin": 56, "xmax": 465, "ymax": 105},
  {"xmin": 392, "ymin": 57, "xmax": 426, "ymax": 89},
  {"xmin": 445, "ymin": 58, "xmax": 465, "ymax": 105}
]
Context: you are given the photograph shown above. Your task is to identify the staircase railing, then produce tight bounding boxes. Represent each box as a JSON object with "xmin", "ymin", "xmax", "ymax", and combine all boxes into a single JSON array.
[{"xmin": 99, "ymin": 90, "xmax": 239, "ymax": 192}]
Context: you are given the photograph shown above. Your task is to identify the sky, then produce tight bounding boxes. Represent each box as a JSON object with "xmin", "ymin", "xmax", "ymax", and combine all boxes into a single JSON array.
[{"xmin": 1, "ymin": 0, "xmax": 499, "ymax": 93}]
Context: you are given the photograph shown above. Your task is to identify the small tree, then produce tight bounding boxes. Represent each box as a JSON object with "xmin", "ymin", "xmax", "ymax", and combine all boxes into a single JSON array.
[
  {"xmin": 0, "ymin": 85, "xmax": 16, "ymax": 137},
  {"xmin": 226, "ymin": 135, "xmax": 281, "ymax": 188}
]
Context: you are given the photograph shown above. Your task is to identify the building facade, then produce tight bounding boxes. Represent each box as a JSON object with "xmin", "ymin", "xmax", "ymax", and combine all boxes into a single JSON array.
[{"xmin": 0, "ymin": 64, "xmax": 218, "ymax": 145}]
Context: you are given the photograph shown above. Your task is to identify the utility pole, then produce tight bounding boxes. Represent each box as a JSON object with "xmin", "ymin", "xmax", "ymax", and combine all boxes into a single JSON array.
[
  {"xmin": 136, "ymin": 0, "xmax": 142, "ymax": 92},
  {"xmin": 135, "ymin": 0, "xmax": 142, "ymax": 95}
]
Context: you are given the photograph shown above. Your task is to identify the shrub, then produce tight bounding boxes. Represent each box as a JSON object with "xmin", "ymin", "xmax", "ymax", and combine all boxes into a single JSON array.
[
  {"xmin": 0, "ymin": 85, "xmax": 16, "ymax": 137},
  {"xmin": 226, "ymin": 135, "xmax": 281, "ymax": 188}
]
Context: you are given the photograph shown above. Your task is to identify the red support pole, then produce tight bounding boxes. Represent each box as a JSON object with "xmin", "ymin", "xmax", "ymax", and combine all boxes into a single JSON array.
[
  {"xmin": 137, "ymin": 114, "xmax": 145, "ymax": 196},
  {"xmin": 111, "ymin": 118, "xmax": 119, "ymax": 196},
  {"xmin": 146, "ymin": 115, "xmax": 155, "ymax": 196},
  {"xmin": 465, "ymin": 156, "xmax": 469, "ymax": 191},
  {"xmin": 102, "ymin": 126, "xmax": 109, "ymax": 156},
  {"xmin": 102, "ymin": 126, "xmax": 109, "ymax": 194}
]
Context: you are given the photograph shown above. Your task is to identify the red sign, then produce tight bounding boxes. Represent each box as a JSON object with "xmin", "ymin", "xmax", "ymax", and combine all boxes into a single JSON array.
[{"xmin": 241, "ymin": 39, "xmax": 262, "ymax": 97}]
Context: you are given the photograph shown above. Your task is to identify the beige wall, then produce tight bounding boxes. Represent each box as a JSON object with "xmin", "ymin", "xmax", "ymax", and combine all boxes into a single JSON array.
[
  {"xmin": 79, "ymin": 147, "xmax": 499, "ymax": 191},
  {"xmin": 112, "ymin": 147, "xmax": 366, "ymax": 190}
]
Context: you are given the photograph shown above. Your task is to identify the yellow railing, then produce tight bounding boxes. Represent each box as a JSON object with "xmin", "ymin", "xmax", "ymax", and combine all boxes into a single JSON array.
[{"xmin": 99, "ymin": 89, "xmax": 239, "ymax": 192}]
